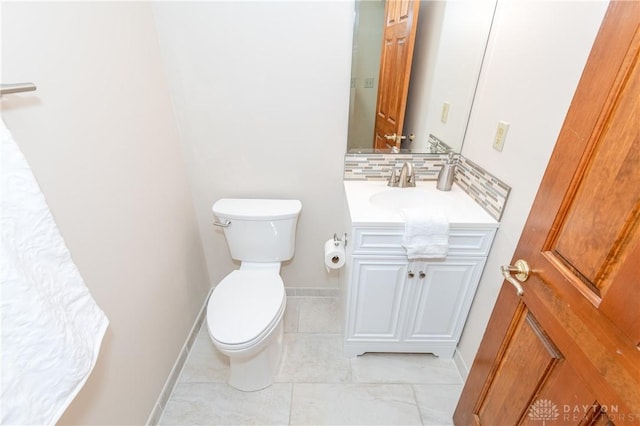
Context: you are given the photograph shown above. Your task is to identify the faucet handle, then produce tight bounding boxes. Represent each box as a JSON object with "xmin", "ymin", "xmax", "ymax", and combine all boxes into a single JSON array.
[{"xmin": 387, "ymin": 168, "xmax": 399, "ymax": 187}]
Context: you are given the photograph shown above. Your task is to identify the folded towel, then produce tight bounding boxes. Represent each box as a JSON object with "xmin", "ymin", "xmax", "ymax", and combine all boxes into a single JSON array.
[{"xmin": 400, "ymin": 208, "xmax": 449, "ymax": 259}]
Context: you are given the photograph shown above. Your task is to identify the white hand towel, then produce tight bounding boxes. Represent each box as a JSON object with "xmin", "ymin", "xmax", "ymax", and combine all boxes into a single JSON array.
[
  {"xmin": 400, "ymin": 208, "xmax": 449, "ymax": 259},
  {"xmin": 1, "ymin": 119, "xmax": 109, "ymax": 425}
]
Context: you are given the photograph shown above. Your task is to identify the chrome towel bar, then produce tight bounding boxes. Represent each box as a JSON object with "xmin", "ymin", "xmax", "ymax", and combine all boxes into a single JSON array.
[{"xmin": 1, "ymin": 82, "xmax": 37, "ymax": 96}]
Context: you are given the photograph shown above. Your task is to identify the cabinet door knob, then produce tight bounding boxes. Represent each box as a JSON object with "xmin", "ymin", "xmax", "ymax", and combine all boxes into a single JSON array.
[
  {"xmin": 408, "ymin": 270, "xmax": 415, "ymax": 278},
  {"xmin": 419, "ymin": 271, "xmax": 426, "ymax": 279}
]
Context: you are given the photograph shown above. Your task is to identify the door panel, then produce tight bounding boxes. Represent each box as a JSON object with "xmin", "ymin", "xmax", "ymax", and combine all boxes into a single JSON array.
[
  {"xmin": 350, "ymin": 258, "xmax": 408, "ymax": 339},
  {"xmin": 599, "ymin": 238, "xmax": 640, "ymax": 345},
  {"xmin": 455, "ymin": 3, "xmax": 640, "ymax": 424},
  {"xmin": 475, "ymin": 306, "xmax": 607, "ymax": 426},
  {"xmin": 477, "ymin": 309, "xmax": 561, "ymax": 425},
  {"xmin": 404, "ymin": 259, "xmax": 484, "ymax": 339},
  {"xmin": 373, "ymin": 0, "xmax": 419, "ymax": 150},
  {"xmin": 550, "ymin": 49, "xmax": 639, "ymax": 299}
]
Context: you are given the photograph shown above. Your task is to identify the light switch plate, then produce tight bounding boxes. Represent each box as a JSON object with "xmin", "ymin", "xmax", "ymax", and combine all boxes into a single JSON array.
[
  {"xmin": 441, "ymin": 102, "xmax": 450, "ymax": 123},
  {"xmin": 493, "ymin": 121, "xmax": 510, "ymax": 151}
]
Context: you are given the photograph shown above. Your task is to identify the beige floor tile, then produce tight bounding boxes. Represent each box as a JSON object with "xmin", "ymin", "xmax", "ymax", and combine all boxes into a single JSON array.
[
  {"xmin": 290, "ymin": 383, "xmax": 422, "ymax": 425},
  {"xmin": 350, "ymin": 352, "xmax": 463, "ymax": 385},
  {"xmin": 275, "ymin": 333, "xmax": 350, "ymax": 383},
  {"xmin": 283, "ymin": 297, "xmax": 301, "ymax": 333},
  {"xmin": 178, "ymin": 326, "xmax": 229, "ymax": 384},
  {"xmin": 159, "ymin": 382, "xmax": 292, "ymax": 425},
  {"xmin": 158, "ymin": 296, "xmax": 466, "ymax": 425},
  {"xmin": 413, "ymin": 384, "xmax": 463, "ymax": 425},
  {"xmin": 297, "ymin": 297, "xmax": 341, "ymax": 333}
]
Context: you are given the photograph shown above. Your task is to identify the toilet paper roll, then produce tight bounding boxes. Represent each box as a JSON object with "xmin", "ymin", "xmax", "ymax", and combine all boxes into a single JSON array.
[{"xmin": 324, "ymin": 239, "xmax": 346, "ymax": 270}]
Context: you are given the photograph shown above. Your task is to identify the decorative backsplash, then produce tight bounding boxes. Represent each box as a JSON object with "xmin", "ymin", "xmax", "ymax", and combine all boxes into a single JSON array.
[
  {"xmin": 454, "ymin": 156, "xmax": 510, "ymax": 221},
  {"xmin": 424, "ymin": 134, "xmax": 450, "ymax": 154},
  {"xmin": 343, "ymin": 149, "xmax": 511, "ymax": 221},
  {"xmin": 344, "ymin": 152, "xmax": 448, "ymax": 181}
]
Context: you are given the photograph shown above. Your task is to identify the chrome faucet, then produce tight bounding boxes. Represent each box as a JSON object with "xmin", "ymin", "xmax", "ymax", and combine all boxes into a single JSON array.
[
  {"xmin": 387, "ymin": 162, "xmax": 416, "ymax": 187},
  {"xmin": 398, "ymin": 162, "xmax": 416, "ymax": 187}
]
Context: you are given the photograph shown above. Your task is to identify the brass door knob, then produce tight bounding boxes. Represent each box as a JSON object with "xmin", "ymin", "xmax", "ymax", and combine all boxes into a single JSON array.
[{"xmin": 500, "ymin": 259, "xmax": 530, "ymax": 296}]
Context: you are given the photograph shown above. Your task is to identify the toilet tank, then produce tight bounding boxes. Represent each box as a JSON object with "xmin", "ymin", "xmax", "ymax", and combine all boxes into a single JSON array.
[{"xmin": 212, "ymin": 198, "xmax": 302, "ymax": 262}]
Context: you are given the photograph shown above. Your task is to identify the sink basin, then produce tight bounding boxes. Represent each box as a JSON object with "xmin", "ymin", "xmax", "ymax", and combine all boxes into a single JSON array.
[{"xmin": 369, "ymin": 188, "xmax": 444, "ymax": 211}]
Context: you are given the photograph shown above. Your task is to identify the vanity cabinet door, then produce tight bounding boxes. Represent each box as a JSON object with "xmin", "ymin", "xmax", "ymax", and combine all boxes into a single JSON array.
[
  {"xmin": 346, "ymin": 257, "xmax": 410, "ymax": 342},
  {"xmin": 403, "ymin": 258, "xmax": 486, "ymax": 353}
]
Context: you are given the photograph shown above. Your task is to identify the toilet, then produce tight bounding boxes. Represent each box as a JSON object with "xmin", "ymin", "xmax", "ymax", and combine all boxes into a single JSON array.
[{"xmin": 206, "ymin": 198, "xmax": 302, "ymax": 391}]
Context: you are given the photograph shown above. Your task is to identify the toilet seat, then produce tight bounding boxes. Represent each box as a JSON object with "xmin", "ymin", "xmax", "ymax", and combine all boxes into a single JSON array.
[{"xmin": 207, "ymin": 270, "xmax": 285, "ymax": 350}]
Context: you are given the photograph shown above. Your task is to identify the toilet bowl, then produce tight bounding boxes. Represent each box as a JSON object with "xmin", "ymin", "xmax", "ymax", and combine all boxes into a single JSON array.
[
  {"xmin": 206, "ymin": 266, "xmax": 286, "ymax": 391},
  {"xmin": 206, "ymin": 198, "xmax": 301, "ymax": 391}
]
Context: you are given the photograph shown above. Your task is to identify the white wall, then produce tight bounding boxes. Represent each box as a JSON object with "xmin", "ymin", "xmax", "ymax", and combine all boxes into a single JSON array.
[
  {"xmin": 348, "ymin": 0, "xmax": 385, "ymax": 150},
  {"xmin": 456, "ymin": 0, "xmax": 609, "ymax": 374},
  {"xmin": 405, "ymin": 0, "xmax": 496, "ymax": 152},
  {"xmin": 403, "ymin": 1, "xmax": 446, "ymax": 149},
  {"xmin": 1, "ymin": 3, "xmax": 210, "ymax": 424},
  {"xmin": 152, "ymin": 1, "xmax": 354, "ymax": 290}
]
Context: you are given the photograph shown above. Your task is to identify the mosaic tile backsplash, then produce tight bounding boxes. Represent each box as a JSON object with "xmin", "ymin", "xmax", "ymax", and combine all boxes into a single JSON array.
[
  {"xmin": 344, "ymin": 152, "xmax": 449, "ymax": 182},
  {"xmin": 455, "ymin": 156, "xmax": 510, "ymax": 221},
  {"xmin": 343, "ymin": 152, "xmax": 510, "ymax": 221}
]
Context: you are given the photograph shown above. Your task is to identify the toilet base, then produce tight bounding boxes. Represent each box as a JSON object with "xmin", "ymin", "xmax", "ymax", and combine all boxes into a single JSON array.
[{"xmin": 227, "ymin": 321, "xmax": 284, "ymax": 392}]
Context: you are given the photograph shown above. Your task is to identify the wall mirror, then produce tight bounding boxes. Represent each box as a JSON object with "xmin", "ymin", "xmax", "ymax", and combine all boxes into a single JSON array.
[{"xmin": 347, "ymin": 0, "xmax": 497, "ymax": 154}]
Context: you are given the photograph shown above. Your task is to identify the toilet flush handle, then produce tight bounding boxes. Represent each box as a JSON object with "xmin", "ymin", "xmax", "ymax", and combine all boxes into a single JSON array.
[{"xmin": 213, "ymin": 220, "xmax": 231, "ymax": 228}]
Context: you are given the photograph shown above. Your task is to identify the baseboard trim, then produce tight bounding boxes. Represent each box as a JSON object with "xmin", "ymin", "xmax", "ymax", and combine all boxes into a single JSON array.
[
  {"xmin": 146, "ymin": 288, "xmax": 212, "ymax": 426},
  {"xmin": 453, "ymin": 348, "xmax": 470, "ymax": 382}
]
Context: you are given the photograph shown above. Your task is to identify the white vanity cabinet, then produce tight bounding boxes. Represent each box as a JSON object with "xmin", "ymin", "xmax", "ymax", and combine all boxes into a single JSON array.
[{"xmin": 342, "ymin": 226, "xmax": 496, "ymax": 359}]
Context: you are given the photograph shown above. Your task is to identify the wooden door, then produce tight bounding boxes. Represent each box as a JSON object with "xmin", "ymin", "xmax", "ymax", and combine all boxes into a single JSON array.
[
  {"xmin": 373, "ymin": 0, "xmax": 419, "ymax": 151},
  {"xmin": 454, "ymin": 2, "xmax": 640, "ymax": 425}
]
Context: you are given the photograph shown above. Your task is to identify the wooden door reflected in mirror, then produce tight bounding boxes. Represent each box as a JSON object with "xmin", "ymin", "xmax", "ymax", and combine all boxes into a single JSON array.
[{"xmin": 373, "ymin": 0, "xmax": 420, "ymax": 151}]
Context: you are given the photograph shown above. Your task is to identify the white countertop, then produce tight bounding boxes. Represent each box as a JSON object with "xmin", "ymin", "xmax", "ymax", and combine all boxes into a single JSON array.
[{"xmin": 344, "ymin": 180, "xmax": 499, "ymax": 228}]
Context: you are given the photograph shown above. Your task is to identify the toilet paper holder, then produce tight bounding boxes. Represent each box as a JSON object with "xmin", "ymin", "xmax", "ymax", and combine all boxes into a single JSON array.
[{"xmin": 333, "ymin": 233, "xmax": 348, "ymax": 247}]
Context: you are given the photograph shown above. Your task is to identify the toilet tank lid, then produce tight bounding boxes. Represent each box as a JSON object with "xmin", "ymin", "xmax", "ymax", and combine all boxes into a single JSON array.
[{"xmin": 212, "ymin": 198, "xmax": 302, "ymax": 220}]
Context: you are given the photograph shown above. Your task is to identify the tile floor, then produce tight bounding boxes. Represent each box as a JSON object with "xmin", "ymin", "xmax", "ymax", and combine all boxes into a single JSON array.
[{"xmin": 158, "ymin": 297, "xmax": 464, "ymax": 425}]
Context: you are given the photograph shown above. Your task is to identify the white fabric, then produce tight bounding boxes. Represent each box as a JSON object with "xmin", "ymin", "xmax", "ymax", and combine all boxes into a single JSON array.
[
  {"xmin": 1, "ymin": 119, "xmax": 108, "ymax": 425},
  {"xmin": 400, "ymin": 208, "xmax": 449, "ymax": 259}
]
